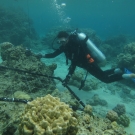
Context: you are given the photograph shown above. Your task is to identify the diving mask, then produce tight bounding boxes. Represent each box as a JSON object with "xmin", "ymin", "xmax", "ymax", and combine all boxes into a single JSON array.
[{"xmin": 57, "ymin": 38, "xmax": 67, "ymax": 45}]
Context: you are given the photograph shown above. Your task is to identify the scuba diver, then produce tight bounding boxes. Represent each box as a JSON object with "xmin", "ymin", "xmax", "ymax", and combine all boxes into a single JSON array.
[{"xmin": 38, "ymin": 30, "xmax": 135, "ymax": 86}]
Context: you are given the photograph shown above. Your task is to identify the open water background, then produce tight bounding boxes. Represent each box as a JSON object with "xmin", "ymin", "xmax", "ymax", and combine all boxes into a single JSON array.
[{"xmin": 0, "ymin": 0, "xmax": 135, "ymax": 39}]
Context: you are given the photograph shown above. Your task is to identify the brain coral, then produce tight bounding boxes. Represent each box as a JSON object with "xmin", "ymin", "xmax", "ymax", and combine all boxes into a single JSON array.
[
  {"xmin": 106, "ymin": 110, "xmax": 118, "ymax": 122},
  {"xmin": 18, "ymin": 94, "xmax": 78, "ymax": 135}
]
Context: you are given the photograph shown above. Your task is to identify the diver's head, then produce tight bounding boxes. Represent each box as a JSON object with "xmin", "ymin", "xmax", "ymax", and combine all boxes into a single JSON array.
[
  {"xmin": 57, "ymin": 31, "xmax": 69, "ymax": 45},
  {"xmin": 57, "ymin": 31, "xmax": 69, "ymax": 38},
  {"xmin": 51, "ymin": 31, "xmax": 69, "ymax": 50}
]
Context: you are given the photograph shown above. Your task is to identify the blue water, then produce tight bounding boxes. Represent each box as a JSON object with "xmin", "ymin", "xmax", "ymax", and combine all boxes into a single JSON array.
[{"xmin": 1, "ymin": 0, "xmax": 135, "ymax": 39}]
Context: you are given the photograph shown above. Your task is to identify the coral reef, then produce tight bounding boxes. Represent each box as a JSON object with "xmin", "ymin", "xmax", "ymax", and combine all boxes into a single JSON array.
[
  {"xmin": 98, "ymin": 35, "xmax": 128, "ymax": 61},
  {"xmin": 0, "ymin": 42, "xmax": 56, "ymax": 95},
  {"xmin": 117, "ymin": 114, "xmax": 130, "ymax": 127},
  {"xmin": 99, "ymin": 44, "xmax": 113, "ymax": 60},
  {"xmin": 124, "ymin": 42, "xmax": 135, "ymax": 54},
  {"xmin": 117, "ymin": 42, "xmax": 135, "ymax": 72},
  {"xmin": 69, "ymin": 71, "xmax": 99, "ymax": 91},
  {"xmin": 0, "ymin": 6, "xmax": 38, "ymax": 46},
  {"xmin": 0, "ymin": 102, "xmax": 25, "ymax": 135},
  {"xmin": 106, "ymin": 104, "xmax": 130, "ymax": 127},
  {"xmin": 117, "ymin": 53, "xmax": 133, "ymax": 67},
  {"xmin": 0, "ymin": 32, "xmax": 134, "ymax": 135},
  {"xmin": 16, "ymin": 94, "xmax": 78, "ymax": 135},
  {"xmin": 86, "ymin": 94, "xmax": 108, "ymax": 106},
  {"xmin": 113, "ymin": 104, "xmax": 126, "ymax": 116},
  {"xmin": 0, "ymin": 92, "xmax": 132, "ymax": 135},
  {"xmin": 51, "ymin": 89, "xmax": 80, "ymax": 111},
  {"xmin": 104, "ymin": 35, "xmax": 127, "ymax": 47},
  {"xmin": 76, "ymin": 111, "xmax": 128, "ymax": 135},
  {"xmin": 13, "ymin": 91, "xmax": 31, "ymax": 100},
  {"xmin": 106, "ymin": 110, "xmax": 118, "ymax": 122},
  {"xmin": 84, "ymin": 105, "xmax": 93, "ymax": 115}
]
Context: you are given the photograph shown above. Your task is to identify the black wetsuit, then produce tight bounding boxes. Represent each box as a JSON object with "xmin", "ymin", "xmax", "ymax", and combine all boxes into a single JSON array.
[{"xmin": 45, "ymin": 34, "xmax": 124, "ymax": 83}]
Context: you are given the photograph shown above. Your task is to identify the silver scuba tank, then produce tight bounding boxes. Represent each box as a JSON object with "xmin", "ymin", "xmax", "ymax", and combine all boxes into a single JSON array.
[{"xmin": 77, "ymin": 33, "xmax": 106, "ymax": 63}]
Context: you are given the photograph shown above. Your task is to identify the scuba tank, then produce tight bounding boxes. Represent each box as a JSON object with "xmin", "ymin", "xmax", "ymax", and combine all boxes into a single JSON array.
[{"xmin": 77, "ymin": 33, "xmax": 106, "ymax": 63}]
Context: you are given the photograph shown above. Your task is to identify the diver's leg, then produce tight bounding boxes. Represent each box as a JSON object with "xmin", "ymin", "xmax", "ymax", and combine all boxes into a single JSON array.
[
  {"xmin": 86, "ymin": 63, "xmax": 124, "ymax": 83},
  {"xmin": 122, "ymin": 68, "xmax": 135, "ymax": 82}
]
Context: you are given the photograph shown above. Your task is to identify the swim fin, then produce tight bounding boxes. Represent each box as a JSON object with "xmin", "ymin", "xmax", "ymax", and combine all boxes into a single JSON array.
[{"xmin": 122, "ymin": 68, "xmax": 135, "ymax": 82}]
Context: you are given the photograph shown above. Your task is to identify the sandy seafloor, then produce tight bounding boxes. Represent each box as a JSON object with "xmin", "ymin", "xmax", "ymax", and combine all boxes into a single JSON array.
[{"xmin": 0, "ymin": 47, "xmax": 135, "ymax": 134}]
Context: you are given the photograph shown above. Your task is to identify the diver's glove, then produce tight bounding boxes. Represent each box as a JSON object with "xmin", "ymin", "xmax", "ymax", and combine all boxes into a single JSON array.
[{"xmin": 62, "ymin": 74, "xmax": 71, "ymax": 86}]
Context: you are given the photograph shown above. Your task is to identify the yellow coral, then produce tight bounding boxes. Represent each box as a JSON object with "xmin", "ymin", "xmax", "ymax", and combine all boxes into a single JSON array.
[
  {"xmin": 18, "ymin": 94, "xmax": 78, "ymax": 135},
  {"xmin": 111, "ymin": 121, "xmax": 118, "ymax": 129},
  {"xmin": 84, "ymin": 105, "xmax": 93, "ymax": 115},
  {"xmin": 14, "ymin": 91, "xmax": 31, "ymax": 100},
  {"xmin": 83, "ymin": 114, "xmax": 91, "ymax": 124}
]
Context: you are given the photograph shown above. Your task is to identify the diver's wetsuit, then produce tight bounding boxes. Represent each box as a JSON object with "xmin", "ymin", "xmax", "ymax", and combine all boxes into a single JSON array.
[{"xmin": 45, "ymin": 34, "xmax": 124, "ymax": 83}]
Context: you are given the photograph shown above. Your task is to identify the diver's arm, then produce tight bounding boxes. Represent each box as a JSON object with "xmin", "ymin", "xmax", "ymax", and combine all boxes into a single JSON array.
[
  {"xmin": 66, "ymin": 50, "xmax": 78, "ymax": 77},
  {"xmin": 63, "ymin": 60, "xmax": 77, "ymax": 84},
  {"xmin": 44, "ymin": 45, "xmax": 64, "ymax": 58},
  {"xmin": 68, "ymin": 62, "xmax": 77, "ymax": 75}
]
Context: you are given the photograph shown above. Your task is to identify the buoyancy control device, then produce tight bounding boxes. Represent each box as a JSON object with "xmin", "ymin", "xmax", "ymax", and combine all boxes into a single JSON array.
[{"xmin": 77, "ymin": 33, "xmax": 106, "ymax": 63}]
